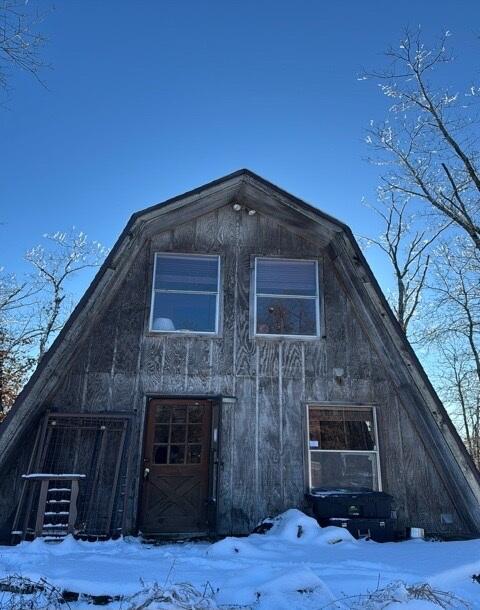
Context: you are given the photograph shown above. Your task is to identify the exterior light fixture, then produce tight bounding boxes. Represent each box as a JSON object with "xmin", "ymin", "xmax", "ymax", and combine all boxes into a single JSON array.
[{"xmin": 233, "ymin": 203, "xmax": 242, "ymax": 211}]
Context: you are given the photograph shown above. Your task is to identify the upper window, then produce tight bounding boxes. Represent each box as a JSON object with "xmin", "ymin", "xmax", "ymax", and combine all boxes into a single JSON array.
[
  {"xmin": 308, "ymin": 406, "xmax": 380, "ymax": 491},
  {"xmin": 150, "ymin": 253, "xmax": 220, "ymax": 334},
  {"xmin": 254, "ymin": 258, "xmax": 319, "ymax": 337}
]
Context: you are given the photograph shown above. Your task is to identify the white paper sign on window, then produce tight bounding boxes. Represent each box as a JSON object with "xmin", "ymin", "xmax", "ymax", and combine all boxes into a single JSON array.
[{"xmin": 309, "ymin": 440, "xmax": 319, "ymax": 448}]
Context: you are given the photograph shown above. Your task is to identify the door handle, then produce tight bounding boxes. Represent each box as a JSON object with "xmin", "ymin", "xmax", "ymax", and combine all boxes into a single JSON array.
[{"xmin": 143, "ymin": 467, "xmax": 150, "ymax": 480}]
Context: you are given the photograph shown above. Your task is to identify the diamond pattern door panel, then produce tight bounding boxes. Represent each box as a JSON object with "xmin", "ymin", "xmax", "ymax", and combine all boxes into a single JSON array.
[{"xmin": 139, "ymin": 399, "xmax": 212, "ymax": 535}]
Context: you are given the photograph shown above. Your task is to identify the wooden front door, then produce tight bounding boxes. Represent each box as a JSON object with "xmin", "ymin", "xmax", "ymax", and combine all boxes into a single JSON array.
[{"xmin": 139, "ymin": 398, "xmax": 212, "ymax": 535}]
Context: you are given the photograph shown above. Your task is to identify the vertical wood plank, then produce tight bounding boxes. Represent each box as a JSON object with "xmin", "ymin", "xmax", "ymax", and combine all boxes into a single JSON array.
[
  {"xmin": 195, "ymin": 209, "xmax": 218, "ymax": 252},
  {"xmin": 186, "ymin": 338, "xmax": 211, "ymax": 392},
  {"xmin": 34, "ymin": 480, "xmax": 49, "ymax": 536},
  {"xmin": 69, "ymin": 480, "xmax": 80, "ymax": 534},
  {"xmin": 150, "ymin": 230, "xmax": 173, "ymax": 252},
  {"xmin": 346, "ymin": 299, "xmax": 372, "ymax": 382},
  {"xmin": 256, "ymin": 214, "xmax": 281, "ymax": 255},
  {"xmin": 230, "ymin": 377, "xmax": 257, "ymax": 533},
  {"xmin": 257, "ymin": 341, "xmax": 279, "ymax": 378},
  {"xmin": 257, "ymin": 375, "xmax": 282, "ymax": 519},
  {"xmin": 234, "ymin": 249, "xmax": 255, "ymax": 376},
  {"xmin": 324, "ymin": 263, "xmax": 348, "ymax": 401},
  {"xmin": 234, "ymin": 212, "xmax": 258, "ymax": 377},
  {"xmin": 282, "ymin": 377, "xmax": 307, "ymax": 509},
  {"xmin": 212, "ymin": 206, "xmax": 236, "ymax": 380},
  {"xmin": 172, "ymin": 219, "xmax": 197, "ymax": 250},
  {"xmin": 216, "ymin": 398, "xmax": 234, "ymax": 535},
  {"xmin": 281, "ymin": 342, "xmax": 303, "ymax": 379},
  {"xmin": 399, "ymin": 406, "xmax": 463, "ymax": 534}
]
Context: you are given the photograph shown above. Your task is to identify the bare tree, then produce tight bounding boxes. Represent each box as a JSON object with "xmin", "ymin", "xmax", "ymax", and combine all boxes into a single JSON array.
[
  {"xmin": 0, "ymin": 272, "xmax": 39, "ymax": 413},
  {"xmin": 0, "ymin": 327, "xmax": 34, "ymax": 416},
  {"xmin": 437, "ymin": 339, "xmax": 480, "ymax": 467},
  {"xmin": 364, "ymin": 28, "xmax": 480, "ymax": 250},
  {"xmin": 0, "ymin": 230, "xmax": 107, "ymax": 412},
  {"xmin": 363, "ymin": 29, "xmax": 480, "ymax": 465},
  {"xmin": 0, "ymin": 0, "xmax": 50, "ymax": 93},
  {"xmin": 361, "ymin": 193, "xmax": 447, "ymax": 334},
  {"xmin": 425, "ymin": 239, "xmax": 480, "ymax": 466},
  {"xmin": 26, "ymin": 231, "xmax": 107, "ymax": 361},
  {"xmin": 0, "ymin": 274, "xmax": 30, "ymax": 419}
]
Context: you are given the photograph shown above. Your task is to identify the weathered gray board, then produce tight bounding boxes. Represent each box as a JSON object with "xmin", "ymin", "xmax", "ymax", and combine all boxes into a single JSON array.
[{"xmin": 0, "ymin": 199, "xmax": 477, "ymax": 538}]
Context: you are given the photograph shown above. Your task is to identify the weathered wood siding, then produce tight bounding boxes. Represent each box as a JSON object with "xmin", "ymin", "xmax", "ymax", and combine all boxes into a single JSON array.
[{"xmin": 1, "ymin": 202, "xmax": 469, "ymax": 538}]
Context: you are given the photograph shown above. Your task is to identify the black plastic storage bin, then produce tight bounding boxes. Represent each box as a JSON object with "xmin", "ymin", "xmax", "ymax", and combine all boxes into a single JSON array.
[
  {"xmin": 308, "ymin": 488, "xmax": 394, "ymax": 521},
  {"xmin": 327, "ymin": 517, "xmax": 396, "ymax": 542}
]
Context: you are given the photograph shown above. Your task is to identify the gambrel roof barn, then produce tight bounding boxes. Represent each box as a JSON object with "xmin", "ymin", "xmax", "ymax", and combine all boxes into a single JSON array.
[{"xmin": 1, "ymin": 169, "xmax": 479, "ymax": 541}]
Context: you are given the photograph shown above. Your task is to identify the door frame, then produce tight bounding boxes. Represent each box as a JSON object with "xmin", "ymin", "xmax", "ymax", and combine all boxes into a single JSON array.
[{"xmin": 136, "ymin": 394, "xmax": 221, "ymax": 537}]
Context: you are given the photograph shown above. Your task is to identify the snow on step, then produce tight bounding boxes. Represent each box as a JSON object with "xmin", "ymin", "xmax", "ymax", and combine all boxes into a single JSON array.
[{"xmin": 22, "ymin": 473, "xmax": 85, "ymax": 479}]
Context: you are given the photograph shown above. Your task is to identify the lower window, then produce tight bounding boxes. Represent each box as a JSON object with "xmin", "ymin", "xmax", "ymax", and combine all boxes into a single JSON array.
[{"xmin": 307, "ymin": 405, "xmax": 380, "ymax": 491}]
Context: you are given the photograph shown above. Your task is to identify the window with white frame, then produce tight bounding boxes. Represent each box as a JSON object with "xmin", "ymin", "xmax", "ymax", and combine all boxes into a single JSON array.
[
  {"xmin": 150, "ymin": 253, "xmax": 220, "ymax": 333},
  {"xmin": 307, "ymin": 406, "xmax": 380, "ymax": 491},
  {"xmin": 254, "ymin": 258, "xmax": 319, "ymax": 337}
]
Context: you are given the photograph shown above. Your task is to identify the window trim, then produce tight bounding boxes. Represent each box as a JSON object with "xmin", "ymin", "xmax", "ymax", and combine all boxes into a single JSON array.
[
  {"xmin": 305, "ymin": 403, "xmax": 382, "ymax": 492},
  {"xmin": 149, "ymin": 252, "xmax": 221, "ymax": 335},
  {"xmin": 253, "ymin": 257, "xmax": 320, "ymax": 339}
]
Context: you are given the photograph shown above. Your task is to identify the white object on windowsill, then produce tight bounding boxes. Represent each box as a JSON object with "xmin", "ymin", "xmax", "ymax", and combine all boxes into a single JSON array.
[
  {"xmin": 409, "ymin": 527, "xmax": 424, "ymax": 539},
  {"xmin": 153, "ymin": 317, "xmax": 175, "ymax": 331}
]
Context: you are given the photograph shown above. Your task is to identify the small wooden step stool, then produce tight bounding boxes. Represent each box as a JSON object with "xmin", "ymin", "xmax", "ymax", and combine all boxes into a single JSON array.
[{"xmin": 12, "ymin": 474, "xmax": 85, "ymax": 542}]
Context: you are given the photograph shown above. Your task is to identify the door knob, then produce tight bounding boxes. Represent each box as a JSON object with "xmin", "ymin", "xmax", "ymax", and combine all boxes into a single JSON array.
[{"xmin": 143, "ymin": 467, "xmax": 150, "ymax": 480}]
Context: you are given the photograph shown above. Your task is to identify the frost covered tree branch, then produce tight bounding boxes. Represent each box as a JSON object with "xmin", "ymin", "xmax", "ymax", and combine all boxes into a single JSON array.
[
  {"xmin": 26, "ymin": 231, "xmax": 108, "ymax": 360},
  {"xmin": 360, "ymin": 193, "xmax": 447, "ymax": 335},
  {"xmin": 363, "ymin": 28, "xmax": 480, "ymax": 466},
  {"xmin": 425, "ymin": 240, "xmax": 480, "ymax": 465},
  {"xmin": 0, "ymin": 230, "xmax": 107, "ymax": 413},
  {"xmin": 0, "ymin": 0, "xmax": 50, "ymax": 94},
  {"xmin": 362, "ymin": 27, "xmax": 480, "ymax": 250}
]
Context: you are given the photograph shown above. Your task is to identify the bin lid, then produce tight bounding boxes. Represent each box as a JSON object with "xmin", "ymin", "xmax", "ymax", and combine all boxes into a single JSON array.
[{"xmin": 309, "ymin": 487, "xmax": 392, "ymax": 498}]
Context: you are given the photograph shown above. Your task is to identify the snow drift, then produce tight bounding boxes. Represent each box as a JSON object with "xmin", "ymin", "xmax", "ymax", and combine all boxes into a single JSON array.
[{"xmin": 0, "ymin": 509, "xmax": 478, "ymax": 609}]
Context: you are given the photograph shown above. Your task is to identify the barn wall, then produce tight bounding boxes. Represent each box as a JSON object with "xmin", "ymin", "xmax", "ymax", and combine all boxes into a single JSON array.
[{"xmin": 3, "ymin": 203, "xmax": 469, "ymax": 539}]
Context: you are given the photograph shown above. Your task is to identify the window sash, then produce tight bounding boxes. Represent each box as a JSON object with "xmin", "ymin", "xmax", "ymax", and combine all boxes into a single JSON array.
[
  {"xmin": 307, "ymin": 405, "xmax": 381, "ymax": 491},
  {"xmin": 309, "ymin": 450, "xmax": 379, "ymax": 491},
  {"xmin": 256, "ymin": 258, "xmax": 317, "ymax": 296},
  {"xmin": 254, "ymin": 257, "xmax": 320, "ymax": 337},
  {"xmin": 154, "ymin": 253, "xmax": 219, "ymax": 293},
  {"xmin": 308, "ymin": 406, "xmax": 376, "ymax": 451},
  {"xmin": 150, "ymin": 253, "xmax": 220, "ymax": 334}
]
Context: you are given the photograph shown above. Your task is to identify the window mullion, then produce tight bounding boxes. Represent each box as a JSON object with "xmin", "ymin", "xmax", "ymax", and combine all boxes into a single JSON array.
[
  {"xmin": 155, "ymin": 289, "xmax": 218, "ymax": 296},
  {"xmin": 256, "ymin": 293, "xmax": 317, "ymax": 299}
]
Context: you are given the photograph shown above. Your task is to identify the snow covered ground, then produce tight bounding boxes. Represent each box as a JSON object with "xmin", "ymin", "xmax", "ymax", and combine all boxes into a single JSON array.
[{"xmin": 0, "ymin": 510, "xmax": 479, "ymax": 609}]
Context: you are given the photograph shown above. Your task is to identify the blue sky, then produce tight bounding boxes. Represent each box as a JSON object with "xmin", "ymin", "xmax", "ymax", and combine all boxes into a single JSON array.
[{"xmin": 1, "ymin": 0, "xmax": 479, "ymax": 297}]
